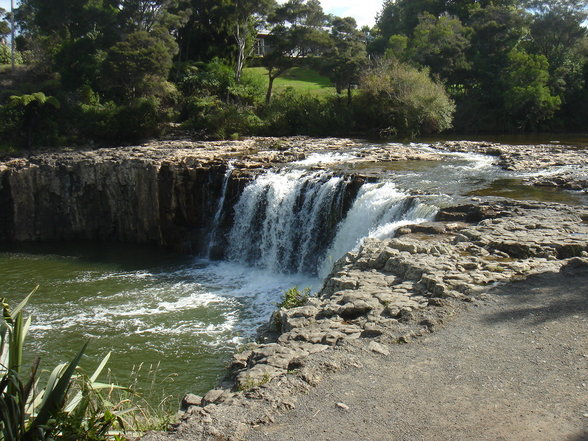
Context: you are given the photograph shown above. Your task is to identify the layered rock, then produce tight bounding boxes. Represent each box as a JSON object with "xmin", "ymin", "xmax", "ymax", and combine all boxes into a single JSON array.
[
  {"xmin": 0, "ymin": 137, "xmax": 441, "ymax": 252},
  {"xmin": 0, "ymin": 152, "xmax": 239, "ymax": 252}
]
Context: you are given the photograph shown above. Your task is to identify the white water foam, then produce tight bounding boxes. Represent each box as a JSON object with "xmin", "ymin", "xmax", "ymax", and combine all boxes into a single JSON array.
[
  {"xmin": 208, "ymin": 161, "xmax": 235, "ymax": 256},
  {"xmin": 294, "ymin": 152, "xmax": 357, "ymax": 166},
  {"xmin": 227, "ymin": 169, "xmax": 347, "ymax": 274},
  {"xmin": 27, "ymin": 260, "xmax": 319, "ymax": 349},
  {"xmin": 318, "ymin": 182, "xmax": 437, "ymax": 278}
]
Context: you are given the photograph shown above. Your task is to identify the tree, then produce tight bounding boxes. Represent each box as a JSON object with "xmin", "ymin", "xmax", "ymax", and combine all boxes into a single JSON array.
[
  {"xmin": 176, "ymin": 0, "xmax": 235, "ymax": 63},
  {"xmin": 103, "ymin": 30, "xmax": 174, "ymax": 101},
  {"xmin": 262, "ymin": 0, "xmax": 330, "ymax": 103},
  {"xmin": 233, "ymin": 0, "xmax": 275, "ymax": 83},
  {"xmin": 525, "ymin": 0, "xmax": 588, "ymax": 96},
  {"xmin": 371, "ymin": 0, "xmax": 523, "ymax": 55},
  {"xmin": 500, "ymin": 48, "xmax": 560, "ymax": 129},
  {"xmin": 320, "ymin": 16, "xmax": 368, "ymax": 103},
  {"xmin": 467, "ymin": 5, "xmax": 528, "ymax": 90},
  {"xmin": 7, "ymin": 92, "xmax": 61, "ymax": 147},
  {"xmin": 17, "ymin": 0, "xmax": 121, "ymax": 42},
  {"xmin": 16, "ymin": 0, "xmax": 122, "ymax": 77},
  {"xmin": 0, "ymin": 8, "xmax": 10, "ymax": 44},
  {"xmin": 409, "ymin": 12, "xmax": 472, "ymax": 85}
]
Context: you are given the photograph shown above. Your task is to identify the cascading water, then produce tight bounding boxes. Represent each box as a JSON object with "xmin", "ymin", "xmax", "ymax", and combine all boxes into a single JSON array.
[
  {"xmin": 318, "ymin": 182, "xmax": 438, "ymax": 278},
  {"xmin": 207, "ymin": 161, "xmax": 234, "ymax": 257},
  {"xmin": 227, "ymin": 169, "xmax": 351, "ymax": 274},
  {"xmin": 227, "ymin": 169, "xmax": 438, "ymax": 277}
]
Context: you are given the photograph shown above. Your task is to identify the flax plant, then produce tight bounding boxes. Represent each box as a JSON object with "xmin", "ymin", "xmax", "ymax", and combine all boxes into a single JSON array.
[{"xmin": 0, "ymin": 288, "xmax": 127, "ymax": 441}]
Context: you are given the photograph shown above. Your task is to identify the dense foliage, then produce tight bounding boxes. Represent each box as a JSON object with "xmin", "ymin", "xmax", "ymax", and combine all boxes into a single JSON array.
[
  {"xmin": 0, "ymin": 0, "xmax": 587, "ymax": 149},
  {"xmin": 372, "ymin": 0, "xmax": 588, "ymax": 131}
]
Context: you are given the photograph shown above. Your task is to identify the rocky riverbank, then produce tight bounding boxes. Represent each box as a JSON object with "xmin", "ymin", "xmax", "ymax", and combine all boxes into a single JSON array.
[
  {"xmin": 143, "ymin": 198, "xmax": 588, "ymax": 441},
  {"xmin": 435, "ymin": 140, "xmax": 588, "ymax": 191}
]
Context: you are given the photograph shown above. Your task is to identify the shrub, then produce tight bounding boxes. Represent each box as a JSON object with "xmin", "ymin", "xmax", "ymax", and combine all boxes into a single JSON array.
[
  {"xmin": 277, "ymin": 287, "xmax": 312, "ymax": 309},
  {"xmin": 0, "ymin": 290, "xmax": 124, "ymax": 441},
  {"xmin": 0, "ymin": 92, "xmax": 62, "ymax": 148},
  {"xmin": 259, "ymin": 89, "xmax": 353, "ymax": 136},
  {"xmin": 0, "ymin": 44, "xmax": 23, "ymax": 65},
  {"xmin": 182, "ymin": 96, "xmax": 263, "ymax": 139},
  {"xmin": 0, "ymin": 290, "xmax": 176, "ymax": 441},
  {"xmin": 76, "ymin": 96, "xmax": 170, "ymax": 144},
  {"xmin": 356, "ymin": 59, "xmax": 455, "ymax": 137},
  {"xmin": 178, "ymin": 60, "xmax": 264, "ymax": 107}
]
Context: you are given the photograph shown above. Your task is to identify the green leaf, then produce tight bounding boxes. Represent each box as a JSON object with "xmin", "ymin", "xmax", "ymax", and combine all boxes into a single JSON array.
[
  {"xmin": 12, "ymin": 286, "xmax": 38, "ymax": 318},
  {"xmin": 28, "ymin": 342, "xmax": 88, "ymax": 433}
]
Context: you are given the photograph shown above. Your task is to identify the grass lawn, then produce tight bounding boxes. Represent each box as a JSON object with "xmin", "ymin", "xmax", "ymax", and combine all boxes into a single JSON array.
[{"xmin": 246, "ymin": 66, "xmax": 336, "ymax": 97}]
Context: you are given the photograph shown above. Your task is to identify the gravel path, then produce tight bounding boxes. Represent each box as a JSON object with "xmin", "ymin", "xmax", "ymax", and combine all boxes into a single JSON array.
[{"xmin": 245, "ymin": 264, "xmax": 588, "ymax": 441}]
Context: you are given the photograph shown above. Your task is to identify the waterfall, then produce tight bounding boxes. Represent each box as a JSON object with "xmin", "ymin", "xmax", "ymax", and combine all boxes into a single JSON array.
[
  {"xmin": 317, "ymin": 182, "xmax": 438, "ymax": 278},
  {"xmin": 207, "ymin": 161, "xmax": 234, "ymax": 258},
  {"xmin": 227, "ymin": 170, "xmax": 349, "ymax": 274},
  {"xmin": 227, "ymin": 170, "xmax": 438, "ymax": 277}
]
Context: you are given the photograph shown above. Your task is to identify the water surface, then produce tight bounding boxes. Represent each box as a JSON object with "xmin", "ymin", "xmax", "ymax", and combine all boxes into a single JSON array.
[{"xmin": 0, "ymin": 243, "xmax": 317, "ymax": 401}]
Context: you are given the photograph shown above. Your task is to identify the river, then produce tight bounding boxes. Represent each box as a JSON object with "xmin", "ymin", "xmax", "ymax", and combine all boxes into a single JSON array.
[{"xmin": 0, "ymin": 141, "xmax": 585, "ymax": 404}]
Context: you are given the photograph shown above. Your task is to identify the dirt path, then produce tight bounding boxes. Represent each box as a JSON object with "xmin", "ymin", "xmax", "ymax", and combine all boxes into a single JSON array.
[{"xmin": 244, "ymin": 264, "xmax": 588, "ymax": 441}]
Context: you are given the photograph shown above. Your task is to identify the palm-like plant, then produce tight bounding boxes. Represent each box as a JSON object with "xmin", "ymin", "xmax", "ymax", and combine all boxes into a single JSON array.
[{"xmin": 0, "ymin": 289, "xmax": 125, "ymax": 441}]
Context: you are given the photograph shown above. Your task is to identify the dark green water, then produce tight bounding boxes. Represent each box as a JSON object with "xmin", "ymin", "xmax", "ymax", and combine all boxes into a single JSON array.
[
  {"xmin": 0, "ymin": 242, "xmax": 317, "ymax": 404},
  {"xmin": 468, "ymin": 178, "xmax": 588, "ymax": 205}
]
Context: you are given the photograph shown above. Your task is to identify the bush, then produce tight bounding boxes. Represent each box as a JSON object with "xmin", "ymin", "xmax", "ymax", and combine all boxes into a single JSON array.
[
  {"xmin": 182, "ymin": 96, "xmax": 262, "ymax": 139},
  {"xmin": 0, "ymin": 290, "xmax": 124, "ymax": 441},
  {"xmin": 356, "ymin": 59, "xmax": 455, "ymax": 137},
  {"xmin": 77, "ymin": 96, "xmax": 170, "ymax": 144},
  {"xmin": 0, "ymin": 92, "xmax": 62, "ymax": 148},
  {"xmin": 0, "ymin": 44, "xmax": 23, "ymax": 65},
  {"xmin": 178, "ymin": 60, "xmax": 264, "ymax": 107},
  {"xmin": 259, "ymin": 89, "xmax": 353, "ymax": 136},
  {"xmin": 0, "ymin": 290, "xmax": 176, "ymax": 441},
  {"xmin": 277, "ymin": 287, "xmax": 312, "ymax": 309}
]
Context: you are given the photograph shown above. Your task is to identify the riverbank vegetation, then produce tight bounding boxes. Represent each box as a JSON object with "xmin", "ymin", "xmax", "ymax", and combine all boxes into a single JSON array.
[
  {"xmin": 0, "ymin": 0, "xmax": 587, "ymax": 150},
  {"xmin": 0, "ymin": 291, "xmax": 174, "ymax": 441}
]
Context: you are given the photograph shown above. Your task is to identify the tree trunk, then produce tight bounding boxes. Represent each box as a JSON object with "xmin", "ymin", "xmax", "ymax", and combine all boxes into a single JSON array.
[
  {"xmin": 265, "ymin": 74, "xmax": 275, "ymax": 104},
  {"xmin": 347, "ymin": 85, "xmax": 352, "ymax": 106},
  {"xmin": 235, "ymin": 20, "xmax": 247, "ymax": 83},
  {"xmin": 10, "ymin": 0, "xmax": 15, "ymax": 73}
]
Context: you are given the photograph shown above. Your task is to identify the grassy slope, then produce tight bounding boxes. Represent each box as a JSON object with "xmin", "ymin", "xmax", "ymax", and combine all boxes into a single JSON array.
[{"xmin": 246, "ymin": 66, "xmax": 336, "ymax": 97}]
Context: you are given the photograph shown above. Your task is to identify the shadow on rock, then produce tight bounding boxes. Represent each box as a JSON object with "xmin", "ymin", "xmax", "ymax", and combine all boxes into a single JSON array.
[{"xmin": 482, "ymin": 258, "xmax": 588, "ymax": 325}]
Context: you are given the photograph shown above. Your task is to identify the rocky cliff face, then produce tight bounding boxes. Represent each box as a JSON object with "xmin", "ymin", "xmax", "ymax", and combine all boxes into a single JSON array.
[
  {"xmin": 0, "ymin": 137, "xmax": 372, "ymax": 254},
  {"xmin": 0, "ymin": 147, "xmax": 247, "ymax": 252}
]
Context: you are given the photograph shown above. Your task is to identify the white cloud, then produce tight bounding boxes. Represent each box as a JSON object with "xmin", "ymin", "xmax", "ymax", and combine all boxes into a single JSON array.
[
  {"xmin": 320, "ymin": 0, "xmax": 381, "ymax": 27},
  {"xmin": 0, "ymin": 0, "xmax": 12, "ymax": 13}
]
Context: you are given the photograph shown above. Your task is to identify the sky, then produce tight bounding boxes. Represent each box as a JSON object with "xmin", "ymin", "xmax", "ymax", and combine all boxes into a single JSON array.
[
  {"xmin": 0, "ymin": 0, "xmax": 10, "ymax": 14},
  {"xmin": 0, "ymin": 0, "xmax": 382, "ymax": 28},
  {"xmin": 318, "ymin": 0, "xmax": 381, "ymax": 27}
]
